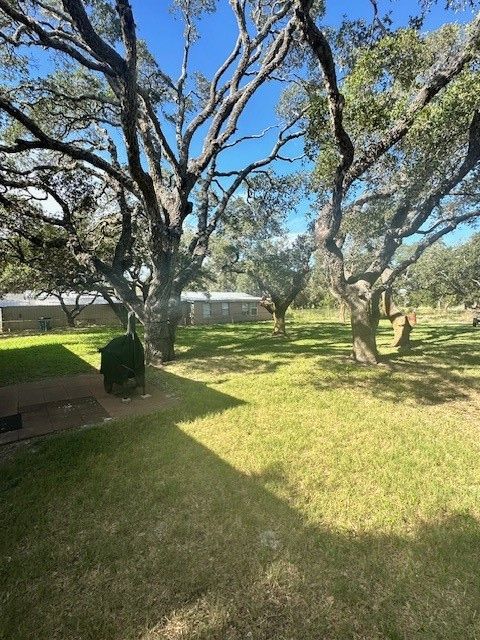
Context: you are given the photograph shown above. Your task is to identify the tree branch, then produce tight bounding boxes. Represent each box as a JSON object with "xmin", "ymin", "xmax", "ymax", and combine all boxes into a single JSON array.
[{"xmin": 344, "ymin": 12, "xmax": 480, "ymax": 189}]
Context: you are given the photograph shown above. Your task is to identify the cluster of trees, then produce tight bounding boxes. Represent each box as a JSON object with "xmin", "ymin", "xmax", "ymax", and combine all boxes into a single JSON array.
[
  {"xmin": 0, "ymin": 0, "xmax": 479, "ymax": 364},
  {"xmin": 395, "ymin": 234, "xmax": 480, "ymax": 309},
  {"xmin": 0, "ymin": 238, "xmax": 129, "ymax": 327}
]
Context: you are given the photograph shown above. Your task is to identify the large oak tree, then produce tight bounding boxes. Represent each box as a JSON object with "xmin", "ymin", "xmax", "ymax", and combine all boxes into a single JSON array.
[
  {"xmin": 295, "ymin": 1, "xmax": 480, "ymax": 363},
  {"xmin": 0, "ymin": 0, "xmax": 304, "ymax": 362}
]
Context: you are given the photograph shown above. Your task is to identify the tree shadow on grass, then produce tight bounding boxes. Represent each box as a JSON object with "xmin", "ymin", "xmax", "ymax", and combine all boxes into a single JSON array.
[
  {"xmin": 309, "ymin": 337, "xmax": 480, "ymax": 406},
  {"xmin": 0, "ymin": 343, "xmax": 97, "ymax": 386},
  {"xmin": 175, "ymin": 353, "xmax": 293, "ymax": 376},
  {"xmin": 179, "ymin": 321, "xmax": 353, "ymax": 363},
  {"xmin": 1, "ymin": 370, "xmax": 479, "ymax": 639},
  {"xmin": 370, "ymin": 324, "xmax": 480, "ymax": 405},
  {"xmin": 179, "ymin": 321, "xmax": 479, "ymax": 406},
  {"xmin": 387, "ymin": 324, "xmax": 480, "ymax": 368},
  {"xmin": 272, "ymin": 321, "xmax": 478, "ymax": 406},
  {"xmin": 310, "ymin": 358, "xmax": 479, "ymax": 406}
]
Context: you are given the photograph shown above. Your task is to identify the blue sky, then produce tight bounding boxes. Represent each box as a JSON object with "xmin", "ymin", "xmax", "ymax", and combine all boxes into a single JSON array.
[
  {"xmin": 33, "ymin": 1, "xmax": 478, "ymax": 245},
  {"xmin": 127, "ymin": 0, "xmax": 478, "ymax": 244}
]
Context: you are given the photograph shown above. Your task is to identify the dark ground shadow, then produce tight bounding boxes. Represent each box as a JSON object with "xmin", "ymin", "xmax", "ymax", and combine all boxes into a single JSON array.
[
  {"xmin": 339, "ymin": 323, "xmax": 480, "ymax": 406},
  {"xmin": 178, "ymin": 321, "xmax": 480, "ymax": 406},
  {"xmin": 178, "ymin": 322, "xmax": 353, "ymax": 367},
  {"xmin": 0, "ymin": 344, "xmax": 97, "ymax": 386},
  {"xmin": 1, "ymin": 370, "xmax": 478, "ymax": 639},
  {"xmin": 309, "ymin": 355, "xmax": 480, "ymax": 405},
  {"xmin": 386, "ymin": 324, "xmax": 480, "ymax": 366}
]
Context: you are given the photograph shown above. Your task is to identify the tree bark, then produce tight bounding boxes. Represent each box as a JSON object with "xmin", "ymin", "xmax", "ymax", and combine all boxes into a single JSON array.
[
  {"xmin": 56, "ymin": 295, "xmax": 77, "ymax": 327},
  {"xmin": 347, "ymin": 286, "xmax": 381, "ymax": 364},
  {"xmin": 142, "ymin": 247, "xmax": 184, "ymax": 364},
  {"xmin": 144, "ymin": 292, "xmax": 177, "ymax": 364},
  {"xmin": 381, "ymin": 291, "xmax": 414, "ymax": 349},
  {"xmin": 272, "ymin": 308, "xmax": 287, "ymax": 336},
  {"xmin": 144, "ymin": 316, "xmax": 176, "ymax": 364},
  {"xmin": 66, "ymin": 312, "xmax": 76, "ymax": 328},
  {"xmin": 260, "ymin": 297, "xmax": 288, "ymax": 336},
  {"xmin": 100, "ymin": 289, "xmax": 128, "ymax": 329},
  {"xmin": 350, "ymin": 302, "xmax": 379, "ymax": 363}
]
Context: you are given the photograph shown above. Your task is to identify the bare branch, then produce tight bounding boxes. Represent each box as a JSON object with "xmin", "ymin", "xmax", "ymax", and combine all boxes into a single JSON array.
[
  {"xmin": 0, "ymin": 0, "xmax": 114, "ymax": 74},
  {"xmin": 61, "ymin": 0, "xmax": 127, "ymax": 75},
  {"xmin": 384, "ymin": 209, "xmax": 480, "ymax": 287},
  {"xmin": 0, "ymin": 96, "xmax": 137, "ymax": 193}
]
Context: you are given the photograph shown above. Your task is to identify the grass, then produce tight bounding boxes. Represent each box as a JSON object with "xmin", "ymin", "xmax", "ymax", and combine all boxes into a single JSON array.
[
  {"xmin": 1, "ymin": 310, "xmax": 479, "ymax": 639},
  {"xmin": 0, "ymin": 326, "xmax": 117, "ymax": 385}
]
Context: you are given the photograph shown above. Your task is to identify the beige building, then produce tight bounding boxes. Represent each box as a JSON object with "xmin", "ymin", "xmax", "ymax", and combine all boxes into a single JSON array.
[
  {"xmin": 0, "ymin": 294, "xmax": 122, "ymax": 332},
  {"xmin": 0, "ymin": 292, "xmax": 270, "ymax": 332},
  {"xmin": 182, "ymin": 292, "xmax": 270, "ymax": 325}
]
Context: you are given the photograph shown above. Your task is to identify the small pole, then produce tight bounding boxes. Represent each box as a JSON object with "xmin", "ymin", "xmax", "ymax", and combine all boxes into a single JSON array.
[{"xmin": 127, "ymin": 311, "xmax": 136, "ymax": 336}]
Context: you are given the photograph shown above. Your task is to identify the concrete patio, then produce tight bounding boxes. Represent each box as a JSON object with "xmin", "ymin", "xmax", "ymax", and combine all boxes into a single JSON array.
[{"xmin": 0, "ymin": 372, "xmax": 170, "ymax": 445}]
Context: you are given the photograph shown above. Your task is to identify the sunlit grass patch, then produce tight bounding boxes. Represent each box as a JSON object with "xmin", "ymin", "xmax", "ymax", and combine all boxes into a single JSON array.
[{"xmin": 1, "ymin": 311, "xmax": 479, "ymax": 639}]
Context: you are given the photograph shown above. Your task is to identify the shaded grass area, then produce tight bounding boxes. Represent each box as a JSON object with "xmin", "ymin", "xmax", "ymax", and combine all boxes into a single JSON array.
[
  {"xmin": 1, "ymin": 312, "xmax": 479, "ymax": 639},
  {"xmin": 0, "ymin": 327, "xmax": 116, "ymax": 386}
]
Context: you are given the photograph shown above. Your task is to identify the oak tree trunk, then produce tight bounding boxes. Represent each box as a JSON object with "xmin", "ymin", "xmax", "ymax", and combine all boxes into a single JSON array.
[
  {"xmin": 260, "ymin": 297, "xmax": 289, "ymax": 336},
  {"xmin": 57, "ymin": 295, "xmax": 77, "ymax": 327},
  {"xmin": 144, "ymin": 290, "xmax": 181, "ymax": 364},
  {"xmin": 347, "ymin": 287, "xmax": 381, "ymax": 364},
  {"xmin": 144, "ymin": 315, "xmax": 177, "ymax": 364},
  {"xmin": 143, "ymin": 232, "xmax": 185, "ymax": 364},
  {"xmin": 140, "ymin": 225, "xmax": 185, "ymax": 364},
  {"xmin": 66, "ymin": 312, "xmax": 76, "ymax": 328},
  {"xmin": 101, "ymin": 291, "xmax": 128, "ymax": 329},
  {"xmin": 350, "ymin": 303, "xmax": 379, "ymax": 364},
  {"xmin": 272, "ymin": 308, "xmax": 287, "ymax": 336},
  {"xmin": 381, "ymin": 291, "xmax": 414, "ymax": 349}
]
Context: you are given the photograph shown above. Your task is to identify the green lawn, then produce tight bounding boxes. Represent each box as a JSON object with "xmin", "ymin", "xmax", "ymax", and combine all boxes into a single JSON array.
[{"xmin": 1, "ymin": 311, "xmax": 479, "ymax": 639}]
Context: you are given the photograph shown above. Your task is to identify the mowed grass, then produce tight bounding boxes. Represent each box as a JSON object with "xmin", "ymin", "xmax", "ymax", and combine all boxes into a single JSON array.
[
  {"xmin": 0, "ymin": 327, "xmax": 117, "ymax": 385},
  {"xmin": 1, "ymin": 311, "xmax": 479, "ymax": 640}
]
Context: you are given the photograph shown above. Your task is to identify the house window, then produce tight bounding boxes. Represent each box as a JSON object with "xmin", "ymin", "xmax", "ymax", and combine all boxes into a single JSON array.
[
  {"xmin": 221, "ymin": 302, "xmax": 230, "ymax": 317},
  {"xmin": 202, "ymin": 302, "xmax": 211, "ymax": 318},
  {"xmin": 241, "ymin": 302, "xmax": 257, "ymax": 316}
]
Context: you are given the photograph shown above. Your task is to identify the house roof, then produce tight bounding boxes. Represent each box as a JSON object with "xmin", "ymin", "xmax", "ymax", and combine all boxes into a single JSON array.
[
  {"xmin": 0, "ymin": 293, "xmax": 108, "ymax": 308},
  {"xmin": 181, "ymin": 291, "xmax": 261, "ymax": 303},
  {"xmin": 0, "ymin": 291, "xmax": 261, "ymax": 308}
]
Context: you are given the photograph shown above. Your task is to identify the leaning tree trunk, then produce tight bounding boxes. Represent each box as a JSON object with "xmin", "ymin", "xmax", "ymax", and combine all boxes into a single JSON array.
[
  {"xmin": 381, "ymin": 291, "xmax": 415, "ymax": 349},
  {"xmin": 272, "ymin": 307, "xmax": 287, "ymax": 336},
  {"xmin": 111, "ymin": 302, "xmax": 128, "ymax": 330},
  {"xmin": 57, "ymin": 297, "xmax": 76, "ymax": 327},
  {"xmin": 347, "ymin": 287, "xmax": 381, "ymax": 364},
  {"xmin": 100, "ymin": 290, "xmax": 128, "ymax": 329},
  {"xmin": 260, "ymin": 297, "xmax": 288, "ymax": 336}
]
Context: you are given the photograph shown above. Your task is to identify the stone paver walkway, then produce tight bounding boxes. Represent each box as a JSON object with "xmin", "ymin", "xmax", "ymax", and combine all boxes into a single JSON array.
[{"xmin": 0, "ymin": 373, "xmax": 169, "ymax": 445}]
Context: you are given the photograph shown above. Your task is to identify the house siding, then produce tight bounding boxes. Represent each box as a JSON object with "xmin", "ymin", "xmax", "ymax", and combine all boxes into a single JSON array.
[
  {"xmin": 0, "ymin": 303, "xmax": 123, "ymax": 332},
  {"xmin": 0, "ymin": 297, "xmax": 270, "ymax": 332},
  {"xmin": 189, "ymin": 300, "xmax": 270, "ymax": 325}
]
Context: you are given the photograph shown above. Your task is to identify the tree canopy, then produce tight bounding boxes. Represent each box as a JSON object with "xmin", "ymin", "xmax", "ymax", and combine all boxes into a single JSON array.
[{"xmin": 399, "ymin": 234, "xmax": 480, "ymax": 308}]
